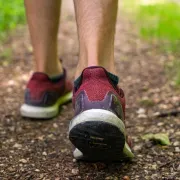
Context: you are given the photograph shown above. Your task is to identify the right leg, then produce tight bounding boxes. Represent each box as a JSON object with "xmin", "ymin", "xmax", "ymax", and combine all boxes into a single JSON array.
[
  {"xmin": 24, "ymin": 0, "xmax": 63, "ymax": 77},
  {"xmin": 69, "ymin": 0, "xmax": 134, "ymax": 161}
]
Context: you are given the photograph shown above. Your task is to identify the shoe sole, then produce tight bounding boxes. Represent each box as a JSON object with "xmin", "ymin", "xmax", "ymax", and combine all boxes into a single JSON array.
[
  {"xmin": 69, "ymin": 109, "xmax": 134, "ymax": 161},
  {"xmin": 20, "ymin": 92, "xmax": 72, "ymax": 119}
]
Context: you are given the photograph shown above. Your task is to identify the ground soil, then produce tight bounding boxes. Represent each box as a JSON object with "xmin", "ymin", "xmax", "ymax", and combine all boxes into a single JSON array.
[{"xmin": 0, "ymin": 2, "xmax": 179, "ymax": 180}]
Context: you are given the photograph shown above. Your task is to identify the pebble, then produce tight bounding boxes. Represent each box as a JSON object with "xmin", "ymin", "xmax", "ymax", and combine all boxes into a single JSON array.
[
  {"xmin": 175, "ymin": 147, "xmax": 180, "ymax": 153},
  {"xmin": 137, "ymin": 114, "xmax": 147, "ymax": 119},
  {"xmin": 105, "ymin": 177, "xmax": 114, "ymax": 180},
  {"xmin": 123, "ymin": 176, "xmax": 130, "ymax": 180},
  {"xmin": 151, "ymin": 164, "xmax": 157, "ymax": 170},
  {"xmin": 8, "ymin": 167, "xmax": 15, "ymax": 172},
  {"xmin": 71, "ymin": 168, "xmax": 79, "ymax": 175},
  {"xmin": 55, "ymin": 178, "xmax": 60, "ymax": 180},
  {"xmin": 167, "ymin": 152, "xmax": 174, "ymax": 156},
  {"xmin": 35, "ymin": 169, "xmax": 40, "ymax": 172},
  {"xmin": 133, "ymin": 145, "xmax": 142, "ymax": 151},
  {"xmin": 13, "ymin": 143, "xmax": 22, "ymax": 149},
  {"xmin": 53, "ymin": 123, "xmax": 58, "ymax": 128},
  {"xmin": 19, "ymin": 159, "xmax": 27, "ymax": 163},
  {"xmin": 177, "ymin": 164, "xmax": 180, "ymax": 171},
  {"xmin": 173, "ymin": 141, "xmax": 179, "ymax": 146},
  {"xmin": 136, "ymin": 108, "xmax": 145, "ymax": 114},
  {"xmin": 42, "ymin": 151, "xmax": 47, "ymax": 156},
  {"xmin": 151, "ymin": 174, "xmax": 158, "ymax": 179},
  {"xmin": 157, "ymin": 122, "xmax": 164, "ymax": 126},
  {"xmin": 73, "ymin": 158, "xmax": 77, "ymax": 163},
  {"xmin": 8, "ymin": 80, "xmax": 16, "ymax": 86},
  {"xmin": 56, "ymin": 163, "xmax": 60, "ymax": 168}
]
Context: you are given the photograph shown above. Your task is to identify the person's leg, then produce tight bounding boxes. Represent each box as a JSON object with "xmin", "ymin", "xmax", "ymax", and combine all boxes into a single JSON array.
[
  {"xmin": 21, "ymin": 0, "xmax": 73, "ymax": 119},
  {"xmin": 74, "ymin": 0, "xmax": 118, "ymax": 78},
  {"xmin": 24, "ymin": 0, "xmax": 63, "ymax": 77},
  {"xmin": 69, "ymin": 0, "xmax": 134, "ymax": 161}
]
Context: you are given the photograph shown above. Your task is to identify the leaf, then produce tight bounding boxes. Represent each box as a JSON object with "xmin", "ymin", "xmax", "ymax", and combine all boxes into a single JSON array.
[{"xmin": 142, "ymin": 133, "xmax": 171, "ymax": 145}]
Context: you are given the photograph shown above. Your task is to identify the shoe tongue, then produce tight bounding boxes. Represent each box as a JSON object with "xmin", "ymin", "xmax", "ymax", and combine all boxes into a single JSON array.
[
  {"xmin": 31, "ymin": 72, "xmax": 50, "ymax": 81},
  {"xmin": 74, "ymin": 66, "xmax": 119, "ymax": 89}
]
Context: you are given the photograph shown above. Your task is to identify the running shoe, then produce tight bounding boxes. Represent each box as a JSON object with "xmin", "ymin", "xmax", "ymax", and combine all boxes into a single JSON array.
[
  {"xmin": 20, "ymin": 69, "xmax": 72, "ymax": 119},
  {"xmin": 69, "ymin": 66, "xmax": 134, "ymax": 161}
]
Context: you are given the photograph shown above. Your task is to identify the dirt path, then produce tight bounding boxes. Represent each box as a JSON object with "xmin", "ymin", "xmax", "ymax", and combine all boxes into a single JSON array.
[{"xmin": 0, "ymin": 2, "xmax": 179, "ymax": 180}]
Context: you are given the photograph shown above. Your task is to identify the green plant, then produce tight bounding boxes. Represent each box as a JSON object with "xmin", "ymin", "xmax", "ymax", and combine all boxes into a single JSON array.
[
  {"xmin": 137, "ymin": 2, "xmax": 180, "ymax": 52},
  {"xmin": 0, "ymin": 0, "xmax": 25, "ymax": 39},
  {"xmin": 122, "ymin": 0, "xmax": 180, "ymax": 87}
]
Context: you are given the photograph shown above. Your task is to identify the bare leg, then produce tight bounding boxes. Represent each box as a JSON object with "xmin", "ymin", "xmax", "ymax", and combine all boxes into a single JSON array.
[
  {"xmin": 74, "ymin": 0, "xmax": 118, "ymax": 77},
  {"xmin": 24, "ymin": 0, "xmax": 63, "ymax": 77}
]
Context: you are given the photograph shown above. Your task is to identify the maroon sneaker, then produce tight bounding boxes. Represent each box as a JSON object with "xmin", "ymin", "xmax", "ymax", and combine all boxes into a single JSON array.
[
  {"xmin": 69, "ymin": 66, "xmax": 134, "ymax": 161},
  {"xmin": 20, "ymin": 69, "xmax": 72, "ymax": 119}
]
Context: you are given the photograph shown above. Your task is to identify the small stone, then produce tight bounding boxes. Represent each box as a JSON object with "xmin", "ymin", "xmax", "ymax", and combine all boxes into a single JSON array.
[
  {"xmin": 151, "ymin": 174, "xmax": 158, "ymax": 179},
  {"xmin": 56, "ymin": 163, "xmax": 60, "ymax": 168},
  {"xmin": 137, "ymin": 114, "xmax": 147, "ymax": 119},
  {"xmin": 167, "ymin": 152, "xmax": 174, "ymax": 156},
  {"xmin": 37, "ymin": 136, "xmax": 44, "ymax": 141},
  {"xmin": 123, "ymin": 176, "xmax": 130, "ymax": 180},
  {"xmin": 147, "ymin": 155, "xmax": 152, "ymax": 159},
  {"xmin": 157, "ymin": 122, "xmax": 164, "ymax": 126},
  {"xmin": 137, "ymin": 126, "xmax": 144, "ymax": 132},
  {"xmin": 61, "ymin": 149, "xmax": 68, "ymax": 153},
  {"xmin": 35, "ymin": 169, "xmax": 40, "ymax": 172},
  {"xmin": 136, "ymin": 108, "xmax": 145, "ymax": 114},
  {"xmin": 105, "ymin": 177, "xmax": 113, "ymax": 180},
  {"xmin": 8, "ymin": 80, "xmax": 16, "ymax": 86},
  {"xmin": 175, "ymin": 131, "xmax": 180, "ymax": 136},
  {"xmin": 13, "ymin": 143, "xmax": 22, "ymax": 149},
  {"xmin": 39, "ymin": 174, "xmax": 44, "ymax": 178},
  {"xmin": 19, "ymin": 159, "xmax": 27, "ymax": 163},
  {"xmin": 133, "ymin": 145, "xmax": 142, "ymax": 151},
  {"xmin": 71, "ymin": 168, "xmax": 79, "ymax": 175},
  {"xmin": 137, "ymin": 154, "xmax": 143, "ymax": 158},
  {"xmin": 8, "ymin": 167, "xmax": 15, "ymax": 172},
  {"xmin": 151, "ymin": 164, "xmax": 157, "ymax": 170},
  {"xmin": 175, "ymin": 147, "xmax": 180, "ymax": 153},
  {"xmin": 153, "ymin": 112, "xmax": 160, "ymax": 117},
  {"xmin": 55, "ymin": 178, "xmax": 60, "ymax": 180},
  {"xmin": 73, "ymin": 159, "xmax": 77, "ymax": 163},
  {"xmin": 177, "ymin": 164, "xmax": 180, "ymax": 171},
  {"xmin": 173, "ymin": 141, "xmax": 179, "ymax": 146},
  {"xmin": 53, "ymin": 123, "xmax": 58, "ymax": 128},
  {"xmin": 42, "ymin": 152, "xmax": 47, "ymax": 156}
]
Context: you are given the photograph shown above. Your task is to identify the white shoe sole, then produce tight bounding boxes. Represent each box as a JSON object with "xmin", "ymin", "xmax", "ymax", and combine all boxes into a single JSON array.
[
  {"xmin": 69, "ymin": 109, "xmax": 134, "ymax": 161},
  {"xmin": 20, "ymin": 92, "xmax": 72, "ymax": 119}
]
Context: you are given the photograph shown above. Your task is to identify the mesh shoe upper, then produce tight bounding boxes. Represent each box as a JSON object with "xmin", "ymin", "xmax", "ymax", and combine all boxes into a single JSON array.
[
  {"xmin": 25, "ymin": 69, "xmax": 72, "ymax": 107},
  {"xmin": 73, "ymin": 66, "xmax": 126, "ymax": 121}
]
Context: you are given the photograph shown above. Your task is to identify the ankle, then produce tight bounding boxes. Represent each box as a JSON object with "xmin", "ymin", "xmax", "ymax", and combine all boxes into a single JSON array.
[{"xmin": 35, "ymin": 59, "xmax": 63, "ymax": 77}]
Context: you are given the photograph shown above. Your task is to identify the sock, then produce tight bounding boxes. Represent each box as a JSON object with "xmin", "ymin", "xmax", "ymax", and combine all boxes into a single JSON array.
[{"xmin": 50, "ymin": 73, "xmax": 64, "ymax": 83}]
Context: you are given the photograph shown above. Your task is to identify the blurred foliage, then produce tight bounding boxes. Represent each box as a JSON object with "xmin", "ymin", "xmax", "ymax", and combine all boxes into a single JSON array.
[
  {"xmin": 122, "ymin": 0, "xmax": 180, "ymax": 87},
  {"xmin": 0, "ymin": 0, "xmax": 25, "ymax": 40},
  {"xmin": 137, "ymin": 2, "xmax": 180, "ymax": 52}
]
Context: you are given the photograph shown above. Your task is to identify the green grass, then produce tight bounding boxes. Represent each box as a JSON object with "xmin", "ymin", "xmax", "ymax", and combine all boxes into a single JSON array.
[
  {"xmin": 0, "ymin": 0, "xmax": 25, "ymax": 40},
  {"xmin": 137, "ymin": 2, "xmax": 180, "ymax": 52},
  {"xmin": 122, "ymin": 0, "xmax": 180, "ymax": 87}
]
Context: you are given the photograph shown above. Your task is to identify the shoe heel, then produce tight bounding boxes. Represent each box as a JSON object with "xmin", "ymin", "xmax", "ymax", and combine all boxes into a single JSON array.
[{"xmin": 69, "ymin": 109, "xmax": 134, "ymax": 161}]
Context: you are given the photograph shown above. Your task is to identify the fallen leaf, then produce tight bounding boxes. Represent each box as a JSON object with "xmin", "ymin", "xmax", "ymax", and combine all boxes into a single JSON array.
[{"xmin": 142, "ymin": 133, "xmax": 171, "ymax": 145}]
